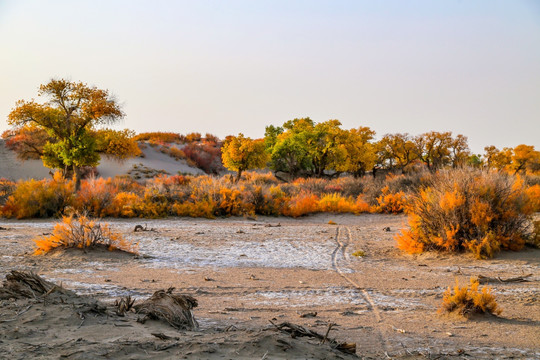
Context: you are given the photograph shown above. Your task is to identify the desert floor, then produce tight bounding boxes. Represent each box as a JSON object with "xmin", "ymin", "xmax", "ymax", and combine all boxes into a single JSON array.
[{"xmin": 0, "ymin": 214, "xmax": 539, "ymax": 359}]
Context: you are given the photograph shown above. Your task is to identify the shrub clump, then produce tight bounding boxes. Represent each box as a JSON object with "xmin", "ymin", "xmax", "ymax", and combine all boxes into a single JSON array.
[
  {"xmin": 396, "ymin": 169, "xmax": 535, "ymax": 259},
  {"xmin": 440, "ymin": 278, "xmax": 502, "ymax": 317},
  {"xmin": 34, "ymin": 214, "xmax": 138, "ymax": 255}
]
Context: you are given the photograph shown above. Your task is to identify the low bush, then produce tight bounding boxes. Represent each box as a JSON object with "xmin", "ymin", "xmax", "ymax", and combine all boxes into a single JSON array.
[
  {"xmin": 373, "ymin": 186, "xmax": 407, "ymax": 214},
  {"xmin": 3, "ymin": 169, "xmax": 532, "ymax": 223},
  {"xmin": 318, "ymin": 193, "xmax": 369, "ymax": 214},
  {"xmin": 0, "ymin": 178, "xmax": 15, "ymax": 206},
  {"xmin": 183, "ymin": 143, "xmax": 223, "ymax": 174},
  {"xmin": 440, "ymin": 278, "xmax": 501, "ymax": 317},
  {"xmin": 134, "ymin": 132, "xmax": 182, "ymax": 143},
  {"xmin": 2, "ymin": 173, "xmax": 73, "ymax": 219},
  {"xmin": 34, "ymin": 214, "xmax": 138, "ymax": 255},
  {"xmin": 282, "ymin": 192, "xmax": 319, "ymax": 217},
  {"xmin": 395, "ymin": 169, "xmax": 535, "ymax": 259}
]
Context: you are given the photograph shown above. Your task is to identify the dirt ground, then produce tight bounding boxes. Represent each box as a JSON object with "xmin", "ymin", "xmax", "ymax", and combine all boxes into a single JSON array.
[{"xmin": 0, "ymin": 214, "xmax": 539, "ymax": 359}]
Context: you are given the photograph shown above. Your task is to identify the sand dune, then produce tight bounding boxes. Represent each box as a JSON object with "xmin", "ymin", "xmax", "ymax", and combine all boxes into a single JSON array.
[{"xmin": 0, "ymin": 140, "xmax": 205, "ymax": 181}]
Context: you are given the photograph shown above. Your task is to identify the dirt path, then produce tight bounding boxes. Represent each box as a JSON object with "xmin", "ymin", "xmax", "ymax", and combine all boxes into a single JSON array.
[{"xmin": 332, "ymin": 226, "xmax": 387, "ymax": 352}]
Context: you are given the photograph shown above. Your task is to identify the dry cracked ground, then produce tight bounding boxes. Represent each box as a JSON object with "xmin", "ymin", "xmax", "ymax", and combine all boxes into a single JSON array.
[{"xmin": 0, "ymin": 213, "xmax": 539, "ymax": 359}]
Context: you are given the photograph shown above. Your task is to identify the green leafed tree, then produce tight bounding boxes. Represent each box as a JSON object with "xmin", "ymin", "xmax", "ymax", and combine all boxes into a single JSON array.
[{"xmin": 6, "ymin": 79, "xmax": 129, "ymax": 190}]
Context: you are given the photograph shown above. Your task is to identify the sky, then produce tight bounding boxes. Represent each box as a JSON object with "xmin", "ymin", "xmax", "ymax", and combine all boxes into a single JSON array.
[{"xmin": 0, "ymin": 0, "xmax": 539, "ymax": 154}]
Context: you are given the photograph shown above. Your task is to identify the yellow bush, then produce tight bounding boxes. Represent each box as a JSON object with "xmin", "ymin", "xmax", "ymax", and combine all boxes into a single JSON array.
[
  {"xmin": 318, "ymin": 193, "xmax": 369, "ymax": 214},
  {"xmin": 2, "ymin": 175, "xmax": 73, "ymax": 219},
  {"xmin": 396, "ymin": 169, "xmax": 535, "ymax": 259},
  {"xmin": 34, "ymin": 215, "xmax": 137, "ymax": 255},
  {"xmin": 440, "ymin": 278, "xmax": 501, "ymax": 317},
  {"xmin": 110, "ymin": 192, "xmax": 143, "ymax": 217},
  {"xmin": 374, "ymin": 186, "xmax": 407, "ymax": 214},
  {"xmin": 283, "ymin": 192, "xmax": 320, "ymax": 217},
  {"xmin": 172, "ymin": 200, "xmax": 215, "ymax": 218}
]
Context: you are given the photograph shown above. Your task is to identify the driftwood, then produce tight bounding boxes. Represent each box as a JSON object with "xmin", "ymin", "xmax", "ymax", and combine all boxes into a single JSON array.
[
  {"xmin": 0, "ymin": 270, "xmax": 74, "ymax": 300},
  {"xmin": 134, "ymin": 224, "xmax": 157, "ymax": 232},
  {"xmin": 476, "ymin": 274, "xmax": 532, "ymax": 284},
  {"xmin": 135, "ymin": 287, "xmax": 198, "ymax": 330},
  {"xmin": 0, "ymin": 271, "xmax": 107, "ymax": 315},
  {"xmin": 115, "ymin": 295, "xmax": 135, "ymax": 316},
  {"xmin": 269, "ymin": 321, "xmax": 356, "ymax": 355}
]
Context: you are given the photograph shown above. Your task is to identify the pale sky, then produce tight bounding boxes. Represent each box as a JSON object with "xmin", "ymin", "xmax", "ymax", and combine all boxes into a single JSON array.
[{"xmin": 0, "ymin": 0, "xmax": 539, "ymax": 153}]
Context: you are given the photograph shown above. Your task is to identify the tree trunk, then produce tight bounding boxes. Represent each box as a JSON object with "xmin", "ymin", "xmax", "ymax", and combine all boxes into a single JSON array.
[
  {"xmin": 235, "ymin": 169, "xmax": 243, "ymax": 183},
  {"xmin": 73, "ymin": 165, "xmax": 82, "ymax": 192}
]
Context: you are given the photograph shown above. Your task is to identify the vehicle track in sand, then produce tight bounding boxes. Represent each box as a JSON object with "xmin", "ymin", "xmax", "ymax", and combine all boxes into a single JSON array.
[{"xmin": 331, "ymin": 226, "xmax": 388, "ymax": 351}]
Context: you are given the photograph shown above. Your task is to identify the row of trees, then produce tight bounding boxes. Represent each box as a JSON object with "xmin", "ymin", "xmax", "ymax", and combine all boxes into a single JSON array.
[
  {"xmin": 222, "ymin": 118, "xmax": 540, "ymax": 181},
  {"xmin": 4, "ymin": 80, "xmax": 539, "ymax": 189}
]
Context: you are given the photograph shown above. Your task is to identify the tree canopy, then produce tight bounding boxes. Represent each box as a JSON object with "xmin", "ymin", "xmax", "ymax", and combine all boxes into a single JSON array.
[
  {"xmin": 6, "ymin": 79, "xmax": 139, "ymax": 190},
  {"xmin": 221, "ymin": 133, "xmax": 269, "ymax": 182}
]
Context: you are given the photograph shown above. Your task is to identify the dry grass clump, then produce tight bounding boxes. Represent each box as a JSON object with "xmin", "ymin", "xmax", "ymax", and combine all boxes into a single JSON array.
[
  {"xmin": 396, "ymin": 168, "xmax": 535, "ymax": 259},
  {"xmin": 440, "ymin": 278, "xmax": 502, "ymax": 317},
  {"xmin": 34, "ymin": 214, "xmax": 138, "ymax": 255}
]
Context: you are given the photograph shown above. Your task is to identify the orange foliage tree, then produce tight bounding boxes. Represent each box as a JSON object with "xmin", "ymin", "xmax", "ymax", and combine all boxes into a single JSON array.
[
  {"xmin": 222, "ymin": 134, "xmax": 269, "ymax": 182},
  {"xmin": 6, "ymin": 79, "xmax": 126, "ymax": 190},
  {"xmin": 510, "ymin": 144, "xmax": 540, "ymax": 175}
]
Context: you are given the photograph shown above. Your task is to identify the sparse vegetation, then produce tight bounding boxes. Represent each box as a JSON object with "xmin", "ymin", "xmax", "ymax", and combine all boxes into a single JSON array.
[
  {"xmin": 34, "ymin": 214, "xmax": 138, "ymax": 255},
  {"xmin": 352, "ymin": 250, "xmax": 365, "ymax": 257},
  {"xmin": 395, "ymin": 168, "xmax": 536, "ymax": 259},
  {"xmin": 440, "ymin": 278, "xmax": 502, "ymax": 317}
]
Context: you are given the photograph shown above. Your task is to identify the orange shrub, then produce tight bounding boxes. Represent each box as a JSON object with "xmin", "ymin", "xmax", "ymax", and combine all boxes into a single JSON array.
[
  {"xmin": 0, "ymin": 178, "xmax": 15, "ymax": 206},
  {"xmin": 283, "ymin": 192, "xmax": 319, "ymax": 217},
  {"xmin": 184, "ymin": 132, "xmax": 202, "ymax": 143},
  {"xmin": 318, "ymin": 193, "xmax": 367, "ymax": 214},
  {"xmin": 134, "ymin": 132, "xmax": 182, "ymax": 143},
  {"xmin": 214, "ymin": 187, "xmax": 253, "ymax": 216},
  {"xmin": 440, "ymin": 278, "xmax": 501, "ymax": 317},
  {"xmin": 243, "ymin": 185, "xmax": 287, "ymax": 216},
  {"xmin": 524, "ymin": 184, "xmax": 540, "ymax": 213},
  {"xmin": 2, "ymin": 173, "xmax": 73, "ymax": 219},
  {"xmin": 1, "ymin": 171, "xmax": 436, "ymax": 219},
  {"xmin": 75, "ymin": 177, "xmax": 116, "ymax": 217},
  {"xmin": 34, "ymin": 214, "xmax": 137, "ymax": 255},
  {"xmin": 168, "ymin": 147, "xmax": 187, "ymax": 161},
  {"xmin": 74, "ymin": 177, "xmax": 143, "ymax": 217},
  {"xmin": 172, "ymin": 200, "xmax": 215, "ymax": 218},
  {"xmin": 374, "ymin": 186, "xmax": 407, "ymax": 214},
  {"xmin": 396, "ymin": 169, "xmax": 535, "ymax": 259},
  {"xmin": 109, "ymin": 192, "xmax": 143, "ymax": 217}
]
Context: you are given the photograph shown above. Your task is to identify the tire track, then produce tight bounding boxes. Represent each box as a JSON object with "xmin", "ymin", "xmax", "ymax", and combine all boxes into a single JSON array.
[
  {"xmin": 332, "ymin": 226, "xmax": 388, "ymax": 350},
  {"xmin": 332, "ymin": 226, "xmax": 382, "ymax": 322}
]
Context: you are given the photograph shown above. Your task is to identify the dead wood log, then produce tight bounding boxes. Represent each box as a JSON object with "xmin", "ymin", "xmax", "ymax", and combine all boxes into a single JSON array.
[
  {"xmin": 134, "ymin": 224, "xmax": 157, "ymax": 232},
  {"xmin": 135, "ymin": 288, "xmax": 198, "ymax": 330},
  {"xmin": 151, "ymin": 332, "xmax": 179, "ymax": 340},
  {"xmin": 264, "ymin": 223, "xmax": 281, "ymax": 228},
  {"xmin": 476, "ymin": 274, "xmax": 532, "ymax": 284},
  {"xmin": 115, "ymin": 295, "xmax": 135, "ymax": 316},
  {"xmin": 269, "ymin": 320, "xmax": 356, "ymax": 355},
  {"xmin": 0, "ymin": 270, "xmax": 74, "ymax": 300},
  {"xmin": 298, "ymin": 311, "xmax": 317, "ymax": 318}
]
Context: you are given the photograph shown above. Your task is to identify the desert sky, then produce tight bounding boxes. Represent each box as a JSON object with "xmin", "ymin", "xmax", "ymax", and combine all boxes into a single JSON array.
[{"xmin": 0, "ymin": 0, "xmax": 539, "ymax": 153}]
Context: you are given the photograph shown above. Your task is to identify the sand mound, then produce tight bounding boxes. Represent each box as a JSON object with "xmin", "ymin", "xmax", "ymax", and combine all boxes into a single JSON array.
[{"xmin": 0, "ymin": 271, "xmax": 359, "ymax": 359}]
